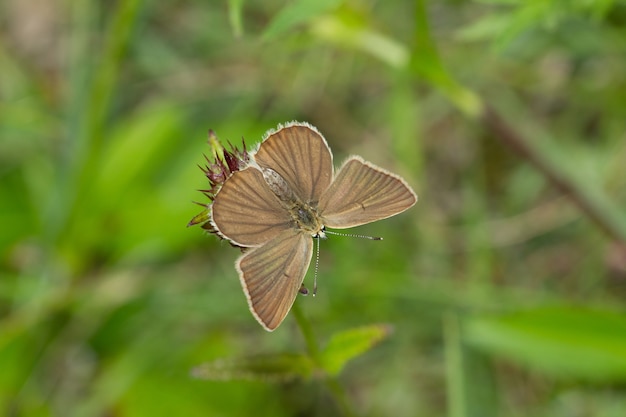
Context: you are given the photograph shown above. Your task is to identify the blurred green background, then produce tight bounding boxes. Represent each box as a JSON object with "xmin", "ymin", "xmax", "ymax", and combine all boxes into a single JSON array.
[{"xmin": 2, "ymin": 0, "xmax": 626, "ymax": 416}]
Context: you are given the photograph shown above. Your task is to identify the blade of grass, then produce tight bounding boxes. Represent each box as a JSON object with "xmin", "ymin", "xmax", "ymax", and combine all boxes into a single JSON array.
[
  {"xmin": 262, "ymin": 0, "xmax": 341, "ymax": 41},
  {"xmin": 56, "ymin": 0, "xmax": 144, "ymax": 261},
  {"xmin": 444, "ymin": 312, "xmax": 467, "ymax": 417},
  {"xmin": 412, "ymin": 0, "xmax": 482, "ymax": 118},
  {"xmin": 227, "ymin": 0, "xmax": 245, "ymax": 37},
  {"xmin": 464, "ymin": 306, "xmax": 626, "ymax": 381},
  {"xmin": 482, "ymin": 104, "xmax": 626, "ymax": 244}
]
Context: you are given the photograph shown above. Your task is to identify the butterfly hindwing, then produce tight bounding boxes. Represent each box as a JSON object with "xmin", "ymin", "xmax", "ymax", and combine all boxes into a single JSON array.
[{"xmin": 236, "ymin": 229, "xmax": 313, "ymax": 331}]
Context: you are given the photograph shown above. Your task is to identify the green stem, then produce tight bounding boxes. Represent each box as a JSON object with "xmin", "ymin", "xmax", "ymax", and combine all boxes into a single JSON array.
[
  {"xmin": 291, "ymin": 301, "xmax": 356, "ymax": 417},
  {"xmin": 444, "ymin": 312, "xmax": 466, "ymax": 417},
  {"xmin": 482, "ymin": 105, "xmax": 626, "ymax": 244},
  {"xmin": 56, "ymin": 0, "xmax": 144, "ymax": 253},
  {"xmin": 325, "ymin": 377, "xmax": 357, "ymax": 417},
  {"xmin": 291, "ymin": 300, "xmax": 321, "ymax": 361}
]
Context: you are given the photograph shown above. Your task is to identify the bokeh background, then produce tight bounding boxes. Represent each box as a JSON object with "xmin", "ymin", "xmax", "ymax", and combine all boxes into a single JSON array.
[{"xmin": 2, "ymin": 0, "xmax": 626, "ymax": 416}]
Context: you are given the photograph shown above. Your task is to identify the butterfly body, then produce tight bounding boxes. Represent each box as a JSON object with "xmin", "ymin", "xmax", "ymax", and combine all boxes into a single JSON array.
[
  {"xmin": 260, "ymin": 166, "xmax": 325, "ymax": 236},
  {"xmin": 290, "ymin": 203, "xmax": 324, "ymax": 236},
  {"xmin": 210, "ymin": 122, "xmax": 417, "ymax": 331}
]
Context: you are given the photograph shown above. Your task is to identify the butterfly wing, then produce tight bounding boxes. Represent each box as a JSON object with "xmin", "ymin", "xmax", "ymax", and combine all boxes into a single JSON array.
[
  {"xmin": 236, "ymin": 229, "xmax": 313, "ymax": 331},
  {"xmin": 318, "ymin": 156, "xmax": 417, "ymax": 229},
  {"xmin": 211, "ymin": 166, "xmax": 293, "ymax": 247},
  {"xmin": 254, "ymin": 123, "xmax": 333, "ymax": 203}
]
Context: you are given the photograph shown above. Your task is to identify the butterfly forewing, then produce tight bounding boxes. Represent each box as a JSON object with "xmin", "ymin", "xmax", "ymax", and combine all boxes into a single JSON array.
[
  {"xmin": 318, "ymin": 157, "xmax": 417, "ymax": 229},
  {"xmin": 236, "ymin": 229, "xmax": 313, "ymax": 331},
  {"xmin": 211, "ymin": 167, "xmax": 293, "ymax": 247},
  {"xmin": 254, "ymin": 123, "xmax": 333, "ymax": 204}
]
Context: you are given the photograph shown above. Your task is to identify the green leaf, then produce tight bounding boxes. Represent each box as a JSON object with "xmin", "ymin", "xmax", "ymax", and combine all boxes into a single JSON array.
[
  {"xmin": 458, "ymin": 0, "xmax": 618, "ymax": 52},
  {"xmin": 96, "ymin": 101, "xmax": 184, "ymax": 197},
  {"xmin": 464, "ymin": 306, "xmax": 626, "ymax": 381},
  {"xmin": 455, "ymin": 13, "xmax": 512, "ymax": 43},
  {"xmin": 227, "ymin": 0, "xmax": 245, "ymax": 37},
  {"xmin": 320, "ymin": 324, "xmax": 392, "ymax": 376},
  {"xmin": 191, "ymin": 353, "xmax": 314, "ymax": 382},
  {"xmin": 310, "ymin": 14, "xmax": 409, "ymax": 68},
  {"xmin": 412, "ymin": 0, "xmax": 483, "ymax": 117},
  {"xmin": 262, "ymin": 0, "xmax": 341, "ymax": 40}
]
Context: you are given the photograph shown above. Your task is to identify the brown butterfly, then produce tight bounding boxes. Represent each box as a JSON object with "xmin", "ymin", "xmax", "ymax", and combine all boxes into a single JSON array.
[{"xmin": 210, "ymin": 122, "xmax": 417, "ymax": 331}]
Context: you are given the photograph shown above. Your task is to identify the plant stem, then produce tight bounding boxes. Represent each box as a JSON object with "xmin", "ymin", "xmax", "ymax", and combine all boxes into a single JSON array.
[
  {"xmin": 57, "ymin": 0, "xmax": 144, "ymax": 251},
  {"xmin": 292, "ymin": 300, "xmax": 321, "ymax": 361},
  {"xmin": 482, "ymin": 105, "xmax": 626, "ymax": 244},
  {"xmin": 412, "ymin": 0, "xmax": 626, "ymax": 245},
  {"xmin": 444, "ymin": 312, "xmax": 467, "ymax": 417},
  {"xmin": 291, "ymin": 301, "xmax": 357, "ymax": 417}
]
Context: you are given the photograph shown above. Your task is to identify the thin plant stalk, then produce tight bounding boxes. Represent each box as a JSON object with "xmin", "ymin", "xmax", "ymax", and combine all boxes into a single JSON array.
[{"xmin": 292, "ymin": 301, "xmax": 357, "ymax": 417}]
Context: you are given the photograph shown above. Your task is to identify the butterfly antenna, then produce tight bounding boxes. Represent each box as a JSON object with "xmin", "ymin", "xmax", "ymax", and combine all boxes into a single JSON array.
[
  {"xmin": 323, "ymin": 230, "xmax": 383, "ymax": 240},
  {"xmin": 313, "ymin": 235, "xmax": 320, "ymax": 296}
]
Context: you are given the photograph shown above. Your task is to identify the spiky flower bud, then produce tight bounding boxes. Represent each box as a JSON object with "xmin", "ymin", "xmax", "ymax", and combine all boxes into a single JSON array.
[{"xmin": 188, "ymin": 130, "xmax": 250, "ymax": 231}]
